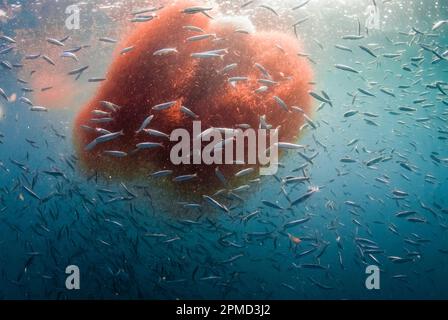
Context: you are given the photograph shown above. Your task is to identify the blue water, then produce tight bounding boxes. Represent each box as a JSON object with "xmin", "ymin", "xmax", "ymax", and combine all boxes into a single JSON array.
[{"xmin": 0, "ymin": 0, "xmax": 447, "ymax": 299}]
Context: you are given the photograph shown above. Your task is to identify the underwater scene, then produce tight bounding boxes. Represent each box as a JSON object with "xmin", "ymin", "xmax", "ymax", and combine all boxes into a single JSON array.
[{"xmin": 0, "ymin": 0, "xmax": 447, "ymax": 300}]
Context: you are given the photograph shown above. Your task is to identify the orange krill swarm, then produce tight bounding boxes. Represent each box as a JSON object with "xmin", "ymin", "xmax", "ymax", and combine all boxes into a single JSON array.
[{"xmin": 73, "ymin": 0, "xmax": 314, "ymax": 198}]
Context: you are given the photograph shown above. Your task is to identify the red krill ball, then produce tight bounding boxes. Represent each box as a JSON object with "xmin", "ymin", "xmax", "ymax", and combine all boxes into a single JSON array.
[{"xmin": 73, "ymin": 0, "xmax": 314, "ymax": 198}]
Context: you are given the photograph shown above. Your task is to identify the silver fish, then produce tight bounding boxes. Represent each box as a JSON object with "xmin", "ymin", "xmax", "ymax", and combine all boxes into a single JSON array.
[
  {"xmin": 182, "ymin": 6, "xmax": 213, "ymax": 15},
  {"xmin": 186, "ymin": 34, "xmax": 215, "ymax": 42},
  {"xmin": 99, "ymin": 37, "xmax": 118, "ymax": 43},
  {"xmin": 152, "ymin": 101, "xmax": 176, "ymax": 111},
  {"xmin": 335, "ymin": 64, "xmax": 359, "ymax": 73},
  {"xmin": 173, "ymin": 173, "xmax": 198, "ymax": 182},
  {"xmin": 273, "ymin": 96, "xmax": 289, "ymax": 112},
  {"xmin": 30, "ymin": 106, "xmax": 48, "ymax": 112},
  {"xmin": 85, "ymin": 130, "xmax": 124, "ymax": 151},
  {"xmin": 103, "ymin": 151, "xmax": 127, "ymax": 158},
  {"xmin": 46, "ymin": 38, "xmax": 64, "ymax": 47},
  {"xmin": 61, "ymin": 51, "xmax": 79, "ymax": 61},
  {"xmin": 150, "ymin": 170, "xmax": 173, "ymax": 177},
  {"xmin": 144, "ymin": 129, "xmax": 170, "ymax": 139},
  {"xmin": 120, "ymin": 46, "xmax": 135, "ymax": 55},
  {"xmin": 136, "ymin": 115, "xmax": 154, "ymax": 133},
  {"xmin": 153, "ymin": 48, "xmax": 178, "ymax": 56},
  {"xmin": 235, "ymin": 168, "xmax": 255, "ymax": 177},
  {"xmin": 180, "ymin": 106, "xmax": 199, "ymax": 119},
  {"xmin": 136, "ymin": 142, "xmax": 163, "ymax": 150},
  {"xmin": 202, "ymin": 195, "xmax": 229, "ymax": 212},
  {"xmin": 183, "ymin": 25, "xmax": 205, "ymax": 33}
]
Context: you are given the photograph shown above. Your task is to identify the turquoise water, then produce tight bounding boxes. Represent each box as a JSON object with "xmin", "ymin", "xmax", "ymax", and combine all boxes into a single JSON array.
[{"xmin": 0, "ymin": 0, "xmax": 447, "ymax": 299}]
